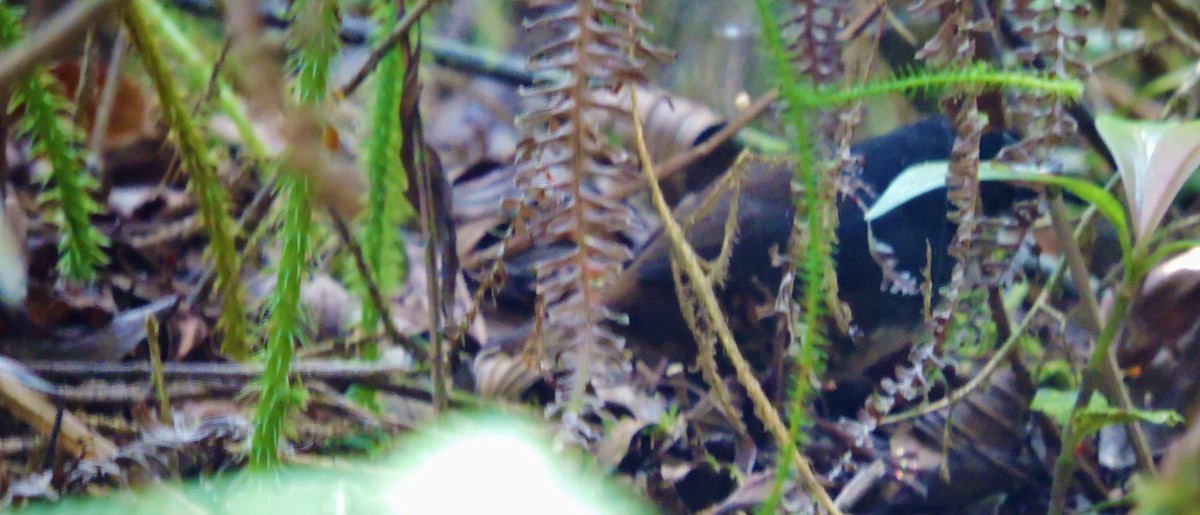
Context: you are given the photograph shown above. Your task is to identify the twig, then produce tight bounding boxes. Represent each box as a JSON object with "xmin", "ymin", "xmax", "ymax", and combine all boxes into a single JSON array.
[
  {"xmin": 90, "ymin": 27, "xmax": 127, "ymax": 198},
  {"xmin": 0, "ymin": 0, "xmax": 127, "ymax": 92},
  {"xmin": 27, "ymin": 359, "xmax": 416, "ymax": 380},
  {"xmin": 0, "ymin": 371, "xmax": 117, "ymax": 459},
  {"xmin": 629, "ymin": 88, "xmax": 841, "ymax": 514},
  {"xmin": 1047, "ymin": 187, "xmax": 1155, "ymax": 514},
  {"xmin": 145, "ymin": 315, "xmax": 173, "ymax": 426},
  {"xmin": 881, "ymin": 260, "xmax": 1064, "ymax": 425},
  {"xmin": 337, "ymin": 0, "xmax": 434, "ymax": 98},
  {"xmin": 192, "ymin": 38, "xmax": 233, "ymax": 118},
  {"xmin": 69, "ymin": 28, "xmax": 96, "ymax": 127},
  {"xmin": 87, "ymin": 28, "xmax": 127, "ymax": 157},
  {"xmin": 0, "ymin": 99, "xmax": 7, "ymax": 199},
  {"xmin": 328, "ymin": 210, "xmax": 428, "ymax": 362},
  {"xmin": 416, "ymin": 146, "xmax": 447, "ymax": 414}
]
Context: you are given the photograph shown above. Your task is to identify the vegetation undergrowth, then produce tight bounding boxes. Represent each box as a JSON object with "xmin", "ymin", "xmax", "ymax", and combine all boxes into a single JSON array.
[
  {"xmin": 357, "ymin": 0, "xmax": 413, "ymax": 357},
  {"xmin": 249, "ymin": 0, "xmax": 340, "ymax": 469},
  {"xmin": 1, "ymin": 5, "xmax": 108, "ymax": 284},
  {"xmin": 122, "ymin": 0, "xmax": 248, "ymax": 359},
  {"xmin": 750, "ymin": 0, "xmax": 1083, "ymax": 510}
]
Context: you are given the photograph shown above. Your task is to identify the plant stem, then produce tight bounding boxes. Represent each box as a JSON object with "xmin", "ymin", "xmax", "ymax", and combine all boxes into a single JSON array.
[
  {"xmin": 1046, "ymin": 188, "xmax": 1154, "ymax": 513},
  {"xmin": 124, "ymin": 0, "xmax": 248, "ymax": 359},
  {"xmin": 250, "ymin": 175, "xmax": 311, "ymax": 468}
]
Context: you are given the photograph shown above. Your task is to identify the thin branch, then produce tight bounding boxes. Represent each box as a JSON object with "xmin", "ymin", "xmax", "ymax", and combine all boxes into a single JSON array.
[
  {"xmin": 1047, "ymin": 190, "xmax": 1154, "ymax": 472},
  {"xmin": 69, "ymin": 29, "xmax": 96, "ymax": 127},
  {"xmin": 415, "ymin": 145, "xmax": 447, "ymax": 415},
  {"xmin": 27, "ymin": 359, "xmax": 416, "ymax": 381},
  {"xmin": 87, "ymin": 28, "xmax": 127, "ymax": 157},
  {"xmin": 145, "ymin": 316, "xmax": 173, "ymax": 426},
  {"xmin": 881, "ymin": 260, "xmax": 1064, "ymax": 425},
  {"xmin": 337, "ymin": 0, "xmax": 434, "ymax": 98},
  {"xmin": 0, "ymin": 0, "xmax": 127, "ymax": 92},
  {"xmin": 328, "ymin": 210, "xmax": 428, "ymax": 362}
]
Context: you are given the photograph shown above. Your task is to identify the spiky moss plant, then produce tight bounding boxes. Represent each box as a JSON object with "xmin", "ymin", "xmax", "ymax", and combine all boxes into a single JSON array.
[
  {"xmin": 249, "ymin": 0, "xmax": 340, "ymax": 469},
  {"xmin": 134, "ymin": 0, "xmax": 266, "ymax": 159},
  {"xmin": 123, "ymin": 1, "xmax": 248, "ymax": 359},
  {"xmin": 750, "ymin": 0, "xmax": 1083, "ymax": 509},
  {"xmin": 250, "ymin": 175, "xmax": 314, "ymax": 468},
  {"xmin": 1, "ymin": 5, "xmax": 108, "ymax": 283},
  {"xmin": 357, "ymin": 0, "xmax": 413, "ymax": 355},
  {"xmin": 751, "ymin": 2, "xmax": 830, "ymax": 510}
]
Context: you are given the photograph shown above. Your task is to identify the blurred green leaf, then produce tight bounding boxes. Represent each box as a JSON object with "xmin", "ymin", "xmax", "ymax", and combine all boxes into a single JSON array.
[
  {"xmin": 15, "ymin": 411, "xmax": 653, "ymax": 515},
  {"xmin": 1033, "ymin": 388, "xmax": 1183, "ymax": 447}
]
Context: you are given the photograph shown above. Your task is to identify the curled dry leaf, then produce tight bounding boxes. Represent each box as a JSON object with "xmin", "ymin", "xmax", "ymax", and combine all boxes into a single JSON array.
[
  {"xmin": 472, "ymin": 346, "xmax": 541, "ymax": 399},
  {"xmin": 1125, "ymin": 245, "xmax": 1200, "ymax": 365},
  {"xmin": 48, "ymin": 60, "xmax": 157, "ymax": 150},
  {"xmin": 248, "ymin": 273, "xmax": 355, "ymax": 342},
  {"xmin": 391, "ymin": 240, "xmax": 485, "ymax": 341}
]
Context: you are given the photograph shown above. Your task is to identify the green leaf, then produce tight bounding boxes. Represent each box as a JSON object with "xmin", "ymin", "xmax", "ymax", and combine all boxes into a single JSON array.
[
  {"xmin": 1032, "ymin": 387, "xmax": 1106, "ymax": 427},
  {"xmin": 345, "ymin": 384, "xmax": 381, "ymax": 414},
  {"xmin": 1095, "ymin": 115, "xmax": 1200, "ymax": 241},
  {"xmin": 1033, "ymin": 388, "xmax": 1184, "ymax": 446},
  {"xmin": 1073, "ymin": 406, "xmax": 1184, "ymax": 446}
]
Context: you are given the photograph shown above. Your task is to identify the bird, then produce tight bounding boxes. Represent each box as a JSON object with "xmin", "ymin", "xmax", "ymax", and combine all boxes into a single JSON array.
[
  {"xmin": 475, "ymin": 116, "xmax": 1032, "ymax": 397},
  {"xmin": 605, "ymin": 116, "xmax": 1030, "ymax": 383}
]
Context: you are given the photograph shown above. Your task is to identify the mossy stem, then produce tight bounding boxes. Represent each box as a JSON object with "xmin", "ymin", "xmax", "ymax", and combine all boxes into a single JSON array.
[{"xmin": 124, "ymin": 0, "xmax": 248, "ymax": 359}]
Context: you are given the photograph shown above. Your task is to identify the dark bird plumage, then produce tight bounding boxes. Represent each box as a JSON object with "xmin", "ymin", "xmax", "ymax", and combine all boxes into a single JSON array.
[
  {"xmin": 607, "ymin": 117, "xmax": 1026, "ymax": 377},
  {"xmin": 481, "ymin": 117, "xmax": 1029, "ymax": 384}
]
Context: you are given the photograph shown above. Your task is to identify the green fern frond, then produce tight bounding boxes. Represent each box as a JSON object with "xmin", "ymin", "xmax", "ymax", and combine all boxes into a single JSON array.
[
  {"xmin": 752, "ymin": 0, "xmax": 828, "ymax": 376},
  {"xmin": 2, "ymin": 6, "xmax": 108, "ymax": 283},
  {"xmin": 752, "ymin": 0, "xmax": 830, "ymax": 503},
  {"xmin": 288, "ymin": 0, "xmax": 340, "ymax": 103},
  {"xmin": 0, "ymin": 5, "xmax": 18, "ymax": 44}
]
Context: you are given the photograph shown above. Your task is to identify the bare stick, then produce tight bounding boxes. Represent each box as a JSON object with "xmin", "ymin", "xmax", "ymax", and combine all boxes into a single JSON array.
[
  {"xmin": 328, "ymin": 210, "xmax": 428, "ymax": 362},
  {"xmin": 0, "ymin": 0, "xmax": 127, "ymax": 91},
  {"xmin": 337, "ymin": 0, "xmax": 434, "ymax": 98},
  {"xmin": 88, "ymin": 28, "xmax": 127, "ymax": 157}
]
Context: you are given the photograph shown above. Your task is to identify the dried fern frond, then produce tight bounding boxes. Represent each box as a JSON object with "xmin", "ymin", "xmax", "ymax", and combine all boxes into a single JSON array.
[
  {"xmin": 515, "ymin": 0, "xmax": 667, "ymax": 412},
  {"xmin": 1001, "ymin": 0, "xmax": 1090, "ymax": 164},
  {"xmin": 849, "ymin": 0, "xmax": 988, "ymax": 431}
]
